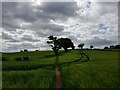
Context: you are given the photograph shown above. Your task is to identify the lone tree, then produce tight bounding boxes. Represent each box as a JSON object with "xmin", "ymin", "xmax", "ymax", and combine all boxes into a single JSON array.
[
  {"xmin": 104, "ymin": 46, "xmax": 109, "ymax": 49},
  {"xmin": 90, "ymin": 45, "xmax": 94, "ymax": 49},
  {"xmin": 78, "ymin": 43, "xmax": 84, "ymax": 49},
  {"xmin": 24, "ymin": 49, "xmax": 28, "ymax": 52},
  {"xmin": 47, "ymin": 35, "xmax": 75, "ymax": 55}
]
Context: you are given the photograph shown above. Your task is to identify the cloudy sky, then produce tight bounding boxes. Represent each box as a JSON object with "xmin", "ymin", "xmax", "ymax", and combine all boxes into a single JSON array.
[{"xmin": 1, "ymin": 0, "xmax": 119, "ymax": 52}]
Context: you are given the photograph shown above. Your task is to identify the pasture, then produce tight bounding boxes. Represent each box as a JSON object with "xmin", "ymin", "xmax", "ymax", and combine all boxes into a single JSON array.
[{"xmin": 2, "ymin": 50, "xmax": 119, "ymax": 88}]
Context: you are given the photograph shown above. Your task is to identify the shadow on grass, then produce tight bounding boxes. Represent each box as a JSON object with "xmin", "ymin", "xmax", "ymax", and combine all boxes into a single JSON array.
[{"xmin": 60, "ymin": 51, "xmax": 90, "ymax": 67}]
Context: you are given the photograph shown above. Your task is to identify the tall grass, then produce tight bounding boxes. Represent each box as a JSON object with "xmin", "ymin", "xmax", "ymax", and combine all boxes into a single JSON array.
[
  {"xmin": 2, "ymin": 50, "xmax": 119, "ymax": 88},
  {"xmin": 2, "ymin": 51, "xmax": 56, "ymax": 71},
  {"xmin": 2, "ymin": 69, "xmax": 55, "ymax": 88},
  {"xmin": 61, "ymin": 50, "xmax": 119, "ymax": 88},
  {"xmin": 3, "ymin": 60, "xmax": 55, "ymax": 71}
]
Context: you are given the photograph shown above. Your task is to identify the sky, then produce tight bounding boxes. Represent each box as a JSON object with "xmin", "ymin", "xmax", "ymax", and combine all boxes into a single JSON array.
[{"xmin": 1, "ymin": 0, "xmax": 119, "ymax": 52}]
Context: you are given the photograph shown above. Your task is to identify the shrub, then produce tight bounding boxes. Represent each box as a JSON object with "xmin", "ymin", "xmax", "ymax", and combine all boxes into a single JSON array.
[{"xmin": 104, "ymin": 46, "xmax": 109, "ymax": 49}]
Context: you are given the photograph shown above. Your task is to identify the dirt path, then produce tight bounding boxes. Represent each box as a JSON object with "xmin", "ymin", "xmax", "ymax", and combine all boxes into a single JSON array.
[
  {"xmin": 54, "ymin": 51, "xmax": 89, "ymax": 89},
  {"xmin": 55, "ymin": 66, "xmax": 62, "ymax": 89}
]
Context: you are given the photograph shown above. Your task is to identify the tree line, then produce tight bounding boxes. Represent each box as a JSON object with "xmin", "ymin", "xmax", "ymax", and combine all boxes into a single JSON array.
[
  {"xmin": 104, "ymin": 45, "xmax": 120, "ymax": 49},
  {"xmin": 20, "ymin": 36, "xmax": 120, "ymax": 54}
]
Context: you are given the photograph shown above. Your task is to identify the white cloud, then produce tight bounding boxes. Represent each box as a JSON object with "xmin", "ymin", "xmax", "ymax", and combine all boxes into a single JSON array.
[{"xmin": 1, "ymin": 1, "xmax": 118, "ymax": 52}]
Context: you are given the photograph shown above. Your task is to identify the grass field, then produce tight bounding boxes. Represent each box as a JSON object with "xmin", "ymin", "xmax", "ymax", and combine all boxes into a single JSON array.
[
  {"xmin": 60, "ymin": 50, "xmax": 119, "ymax": 88},
  {"xmin": 3, "ymin": 69, "xmax": 55, "ymax": 88},
  {"xmin": 2, "ymin": 50, "xmax": 120, "ymax": 88}
]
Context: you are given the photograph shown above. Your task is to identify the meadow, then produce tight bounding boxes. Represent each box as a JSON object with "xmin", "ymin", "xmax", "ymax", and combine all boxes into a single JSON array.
[{"xmin": 2, "ymin": 49, "xmax": 120, "ymax": 88}]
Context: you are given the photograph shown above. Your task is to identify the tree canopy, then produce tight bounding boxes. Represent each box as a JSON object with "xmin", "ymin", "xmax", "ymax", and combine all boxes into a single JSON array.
[
  {"xmin": 78, "ymin": 43, "xmax": 84, "ymax": 49},
  {"xmin": 47, "ymin": 36, "xmax": 75, "ymax": 55},
  {"xmin": 90, "ymin": 45, "xmax": 94, "ymax": 49}
]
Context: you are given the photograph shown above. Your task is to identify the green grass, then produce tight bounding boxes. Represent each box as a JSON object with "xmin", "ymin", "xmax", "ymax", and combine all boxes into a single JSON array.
[
  {"xmin": 2, "ymin": 50, "xmax": 55, "ymax": 61},
  {"xmin": 2, "ymin": 50, "xmax": 120, "ymax": 88},
  {"xmin": 59, "ymin": 50, "xmax": 80, "ymax": 64},
  {"xmin": 2, "ymin": 51, "xmax": 56, "ymax": 70},
  {"xmin": 2, "ymin": 69, "xmax": 55, "ymax": 88},
  {"xmin": 61, "ymin": 50, "xmax": 119, "ymax": 88}
]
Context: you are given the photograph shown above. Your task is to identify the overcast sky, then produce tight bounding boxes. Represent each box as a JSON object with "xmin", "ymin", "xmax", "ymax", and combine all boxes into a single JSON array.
[{"xmin": 1, "ymin": 0, "xmax": 119, "ymax": 52}]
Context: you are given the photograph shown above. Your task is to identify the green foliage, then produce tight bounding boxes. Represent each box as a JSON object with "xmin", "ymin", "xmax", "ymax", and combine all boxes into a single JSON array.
[
  {"xmin": 78, "ymin": 44, "xmax": 84, "ymax": 49},
  {"xmin": 47, "ymin": 36, "xmax": 74, "ymax": 54},
  {"xmin": 90, "ymin": 45, "xmax": 94, "ymax": 49}
]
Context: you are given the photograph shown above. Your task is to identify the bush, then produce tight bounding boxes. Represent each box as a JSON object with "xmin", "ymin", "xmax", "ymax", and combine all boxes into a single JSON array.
[{"xmin": 104, "ymin": 46, "xmax": 109, "ymax": 49}]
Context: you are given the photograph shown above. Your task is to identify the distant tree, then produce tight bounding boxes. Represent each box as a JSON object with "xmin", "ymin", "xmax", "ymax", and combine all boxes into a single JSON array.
[
  {"xmin": 114, "ymin": 45, "xmax": 120, "ymax": 49},
  {"xmin": 78, "ymin": 43, "xmax": 84, "ymax": 49},
  {"xmin": 110, "ymin": 45, "xmax": 115, "ymax": 49},
  {"xmin": 24, "ymin": 49, "xmax": 28, "ymax": 52},
  {"xmin": 47, "ymin": 35, "xmax": 75, "ymax": 55},
  {"xmin": 104, "ymin": 46, "xmax": 109, "ymax": 49},
  {"xmin": 90, "ymin": 45, "xmax": 94, "ymax": 49}
]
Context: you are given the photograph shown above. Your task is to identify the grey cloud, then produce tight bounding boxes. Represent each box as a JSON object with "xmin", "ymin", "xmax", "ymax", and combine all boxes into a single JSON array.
[
  {"xmin": 2, "ymin": 32, "xmax": 21, "ymax": 42},
  {"xmin": 84, "ymin": 36, "xmax": 115, "ymax": 47},
  {"xmin": 2, "ymin": 2, "xmax": 67, "ymax": 36},
  {"xmin": 2, "ymin": 2, "xmax": 78, "ymax": 31},
  {"xmin": 35, "ymin": 30, "xmax": 69, "ymax": 37},
  {"xmin": 14, "ymin": 3, "xmax": 37, "ymax": 22},
  {"xmin": 2, "ymin": 32, "xmax": 13, "ymax": 40},
  {"xmin": 30, "ymin": 23, "xmax": 64, "ymax": 31},
  {"xmin": 0, "ymin": 2, "xmax": 2, "ymax": 27},
  {"xmin": 2, "ymin": 18, "xmax": 21, "ymax": 31},
  {"xmin": 67, "ymin": 35, "xmax": 78, "ymax": 42},
  {"xmin": 21, "ymin": 35, "xmax": 40, "ymax": 42},
  {"xmin": 2, "ymin": 2, "xmax": 40, "ymax": 32},
  {"xmin": 2, "ymin": 2, "xmax": 23, "ymax": 30},
  {"xmin": 40, "ymin": 24, "xmax": 64, "ymax": 31},
  {"xmin": 76, "ymin": 2, "xmax": 118, "ymax": 23},
  {"xmin": 2, "ymin": 2, "xmax": 37, "ymax": 22},
  {"xmin": 118, "ymin": 2, "xmax": 120, "ymax": 44},
  {"xmin": 29, "ymin": 22, "xmax": 64, "ymax": 37},
  {"xmin": 97, "ymin": 2, "xmax": 118, "ymax": 16},
  {"xmin": 20, "ymin": 43, "xmax": 38, "ymax": 49},
  {"xmin": 4, "ymin": 43, "xmax": 38, "ymax": 52},
  {"xmin": 1, "ymin": 2, "xmax": 118, "ymax": 52},
  {"xmin": 40, "ymin": 2, "xmax": 78, "ymax": 17},
  {"xmin": 2, "ymin": 31, "xmax": 39, "ymax": 43}
]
